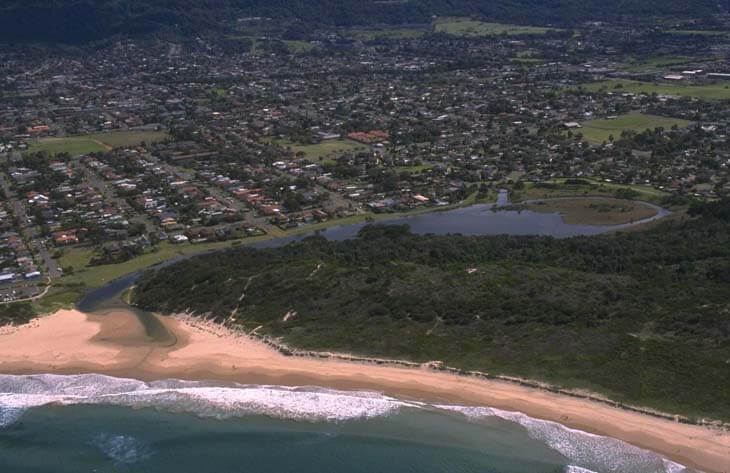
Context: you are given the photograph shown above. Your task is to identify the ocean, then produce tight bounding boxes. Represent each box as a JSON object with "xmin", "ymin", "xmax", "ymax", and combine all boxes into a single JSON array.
[{"xmin": 0, "ymin": 374, "xmax": 694, "ymax": 473}]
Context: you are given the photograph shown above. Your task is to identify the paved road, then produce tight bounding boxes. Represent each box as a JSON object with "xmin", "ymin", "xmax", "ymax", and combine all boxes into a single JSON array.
[
  {"xmin": 0, "ymin": 277, "xmax": 52, "ymax": 305},
  {"xmin": 0, "ymin": 172, "xmax": 62, "ymax": 279},
  {"xmin": 38, "ymin": 245, "xmax": 61, "ymax": 277},
  {"xmin": 150, "ymin": 157, "xmax": 282, "ymax": 234},
  {"xmin": 73, "ymin": 160, "xmax": 156, "ymax": 233}
]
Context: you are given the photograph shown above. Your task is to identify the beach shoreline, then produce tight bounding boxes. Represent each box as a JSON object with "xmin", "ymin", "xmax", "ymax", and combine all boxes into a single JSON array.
[{"xmin": 0, "ymin": 308, "xmax": 728, "ymax": 473}]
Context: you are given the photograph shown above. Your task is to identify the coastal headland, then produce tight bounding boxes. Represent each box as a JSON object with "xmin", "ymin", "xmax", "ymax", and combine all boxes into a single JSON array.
[{"xmin": 0, "ymin": 308, "xmax": 728, "ymax": 473}]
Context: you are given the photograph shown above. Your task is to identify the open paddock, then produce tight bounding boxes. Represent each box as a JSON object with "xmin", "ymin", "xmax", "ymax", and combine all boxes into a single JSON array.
[
  {"xmin": 522, "ymin": 198, "xmax": 659, "ymax": 225},
  {"xmin": 579, "ymin": 113, "xmax": 693, "ymax": 144},
  {"xmin": 434, "ymin": 18, "xmax": 559, "ymax": 36},
  {"xmin": 577, "ymin": 79, "xmax": 730, "ymax": 100},
  {"xmin": 27, "ymin": 130, "xmax": 169, "ymax": 157}
]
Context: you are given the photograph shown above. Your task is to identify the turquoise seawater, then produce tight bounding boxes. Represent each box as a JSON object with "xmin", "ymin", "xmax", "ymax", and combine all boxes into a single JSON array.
[{"xmin": 0, "ymin": 374, "xmax": 695, "ymax": 473}]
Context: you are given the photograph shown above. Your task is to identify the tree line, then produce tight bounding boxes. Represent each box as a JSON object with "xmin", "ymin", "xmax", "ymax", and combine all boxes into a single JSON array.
[{"xmin": 132, "ymin": 200, "xmax": 730, "ymax": 420}]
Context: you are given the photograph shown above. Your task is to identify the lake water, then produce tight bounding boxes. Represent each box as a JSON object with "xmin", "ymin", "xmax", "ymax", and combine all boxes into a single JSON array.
[
  {"xmin": 77, "ymin": 195, "xmax": 670, "ymax": 311},
  {"xmin": 251, "ymin": 191, "xmax": 672, "ymax": 247},
  {"xmin": 28, "ymin": 195, "xmax": 687, "ymax": 473}
]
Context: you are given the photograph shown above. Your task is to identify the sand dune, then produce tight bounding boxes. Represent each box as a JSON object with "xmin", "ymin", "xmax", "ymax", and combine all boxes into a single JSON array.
[{"xmin": 0, "ymin": 308, "xmax": 728, "ymax": 473}]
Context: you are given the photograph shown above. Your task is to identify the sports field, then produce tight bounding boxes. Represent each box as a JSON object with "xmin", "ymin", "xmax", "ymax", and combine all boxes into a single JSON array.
[
  {"xmin": 579, "ymin": 79, "xmax": 730, "ymax": 100},
  {"xmin": 579, "ymin": 114, "xmax": 693, "ymax": 144},
  {"xmin": 278, "ymin": 139, "xmax": 369, "ymax": 163},
  {"xmin": 27, "ymin": 130, "xmax": 169, "ymax": 156}
]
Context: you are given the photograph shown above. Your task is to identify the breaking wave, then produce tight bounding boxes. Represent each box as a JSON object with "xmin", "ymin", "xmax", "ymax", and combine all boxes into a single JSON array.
[
  {"xmin": 0, "ymin": 374, "xmax": 693, "ymax": 473},
  {"xmin": 441, "ymin": 405, "xmax": 692, "ymax": 473},
  {"xmin": 564, "ymin": 466, "xmax": 599, "ymax": 473},
  {"xmin": 0, "ymin": 373, "xmax": 410, "ymax": 427}
]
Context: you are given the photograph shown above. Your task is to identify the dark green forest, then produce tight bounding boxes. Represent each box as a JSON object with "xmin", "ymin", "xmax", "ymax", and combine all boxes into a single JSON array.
[
  {"xmin": 0, "ymin": 0, "xmax": 723, "ymax": 43},
  {"xmin": 133, "ymin": 200, "xmax": 730, "ymax": 421}
]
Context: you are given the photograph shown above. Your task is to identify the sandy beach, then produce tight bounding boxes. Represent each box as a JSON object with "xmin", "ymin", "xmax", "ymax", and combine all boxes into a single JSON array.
[{"xmin": 0, "ymin": 308, "xmax": 728, "ymax": 473}]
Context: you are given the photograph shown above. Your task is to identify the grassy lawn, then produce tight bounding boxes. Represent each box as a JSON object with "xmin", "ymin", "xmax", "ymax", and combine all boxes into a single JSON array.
[
  {"xmin": 26, "ymin": 137, "xmax": 108, "ymax": 156},
  {"xmin": 231, "ymin": 36, "xmax": 314, "ymax": 54},
  {"xmin": 394, "ymin": 164, "xmax": 433, "ymax": 174},
  {"xmin": 577, "ymin": 79, "xmax": 730, "ymax": 100},
  {"xmin": 523, "ymin": 198, "xmax": 658, "ymax": 225},
  {"xmin": 283, "ymin": 40, "xmax": 315, "ymax": 53},
  {"xmin": 579, "ymin": 113, "xmax": 693, "ymax": 144},
  {"xmin": 664, "ymin": 30, "xmax": 727, "ymax": 36},
  {"xmin": 513, "ymin": 178, "xmax": 670, "ymax": 205},
  {"xmin": 278, "ymin": 139, "xmax": 369, "ymax": 162},
  {"xmin": 511, "ymin": 57, "xmax": 545, "ymax": 64},
  {"xmin": 621, "ymin": 55, "xmax": 709, "ymax": 73},
  {"xmin": 210, "ymin": 87, "xmax": 228, "ymax": 98},
  {"xmin": 347, "ymin": 27, "xmax": 425, "ymax": 41},
  {"xmin": 57, "ymin": 247, "xmax": 96, "ymax": 271},
  {"xmin": 88, "ymin": 130, "xmax": 169, "ymax": 148},
  {"xmin": 27, "ymin": 130, "xmax": 169, "ymax": 156},
  {"xmin": 59, "ymin": 239, "xmax": 267, "ymax": 287},
  {"xmin": 32, "ymin": 284, "xmax": 86, "ymax": 314},
  {"xmin": 434, "ymin": 18, "xmax": 558, "ymax": 36}
]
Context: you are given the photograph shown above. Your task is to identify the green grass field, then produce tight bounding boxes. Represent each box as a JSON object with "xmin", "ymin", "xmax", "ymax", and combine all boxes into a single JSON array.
[
  {"xmin": 434, "ymin": 18, "xmax": 558, "ymax": 36},
  {"xmin": 621, "ymin": 55, "xmax": 709, "ymax": 73},
  {"xmin": 394, "ymin": 164, "xmax": 433, "ymax": 174},
  {"xmin": 26, "ymin": 137, "xmax": 108, "ymax": 156},
  {"xmin": 278, "ymin": 139, "xmax": 369, "ymax": 163},
  {"xmin": 58, "ymin": 239, "xmax": 270, "ymax": 287},
  {"xmin": 27, "ymin": 130, "xmax": 169, "ymax": 157},
  {"xmin": 513, "ymin": 178, "xmax": 671, "ymax": 205},
  {"xmin": 578, "ymin": 79, "xmax": 730, "ymax": 100},
  {"xmin": 57, "ymin": 248, "xmax": 96, "ymax": 271},
  {"xmin": 283, "ymin": 40, "xmax": 315, "ymax": 53},
  {"xmin": 664, "ymin": 30, "xmax": 727, "ymax": 36},
  {"xmin": 523, "ymin": 198, "xmax": 658, "ymax": 225},
  {"xmin": 347, "ymin": 27, "xmax": 425, "ymax": 41},
  {"xmin": 579, "ymin": 113, "xmax": 693, "ymax": 144},
  {"xmin": 511, "ymin": 57, "xmax": 544, "ymax": 64},
  {"xmin": 233, "ymin": 36, "xmax": 315, "ymax": 54}
]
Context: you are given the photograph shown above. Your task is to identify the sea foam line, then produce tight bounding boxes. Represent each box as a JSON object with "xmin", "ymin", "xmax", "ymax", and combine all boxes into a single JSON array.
[
  {"xmin": 0, "ymin": 373, "xmax": 694, "ymax": 473},
  {"xmin": 439, "ymin": 405, "xmax": 692, "ymax": 473},
  {"xmin": 0, "ymin": 373, "xmax": 410, "ymax": 424}
]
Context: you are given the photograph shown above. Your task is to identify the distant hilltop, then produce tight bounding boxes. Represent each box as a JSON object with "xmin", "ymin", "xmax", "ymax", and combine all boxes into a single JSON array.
[{"xmin": 0, "ymin": 0, "xmax": 725, "ymax": 43}]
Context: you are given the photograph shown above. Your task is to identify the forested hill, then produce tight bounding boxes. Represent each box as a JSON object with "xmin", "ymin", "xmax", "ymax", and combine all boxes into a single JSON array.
[
  {"xmin": 0, "ymin": 0, "xmax": 724, "ymax": 43},
  {"xmin": 132, "ymin": 201, "xmax": 730, "ymax": 421}
]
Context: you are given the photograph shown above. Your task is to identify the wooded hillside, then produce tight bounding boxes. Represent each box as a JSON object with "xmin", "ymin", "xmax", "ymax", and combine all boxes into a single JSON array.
[{"xmin": 0, "ymin": 0, "xmax": 723, "ymax": 43}]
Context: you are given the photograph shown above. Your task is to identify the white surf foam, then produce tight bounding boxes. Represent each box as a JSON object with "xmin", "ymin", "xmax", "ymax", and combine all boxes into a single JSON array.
[
  {"xmin": 0, "ymin": 374, "xmax": 697, "ymax": 473},
  {"xmin": 439, "ymin": 405, "xmax": 693, "ymax": 473},
  {"xmin": 663, "ymin": 459, "xmax": 692, "ymax": 473},
  {"xmin": 565, "ymin": 466, "xmax": 599, "ymax": 473},
  {"xmin": 91, "ymin": 433, "xmax": 153, "ymax": 464},
  {"xmin": 0, "ymin": 374, "xmax": 407, "ymax": 425}
]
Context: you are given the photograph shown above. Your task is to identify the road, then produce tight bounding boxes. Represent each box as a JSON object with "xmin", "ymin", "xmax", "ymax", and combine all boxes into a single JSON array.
[
  {"xmin": 0, "ymin": 277, "xmax": 52, "ymax": 305},
  {"xmin": 73, "ymin": 160, "xmax": 156, "ymax": 233},
  {"xmin": 38, "ymin": 245, "xmax": 61, "ymax": 277},
  {"xmin": 0, "ymin": 172, "xmax": 61, "ymax": 278},
  {"xmin": 149, "ymin": 156, "xmax": 282, "ymax": 234}
]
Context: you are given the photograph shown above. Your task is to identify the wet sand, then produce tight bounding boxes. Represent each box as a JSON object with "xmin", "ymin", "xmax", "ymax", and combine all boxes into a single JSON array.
[{"xmin": 0, "ymin": 309, "xmax": 728, "ymax": 473}]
